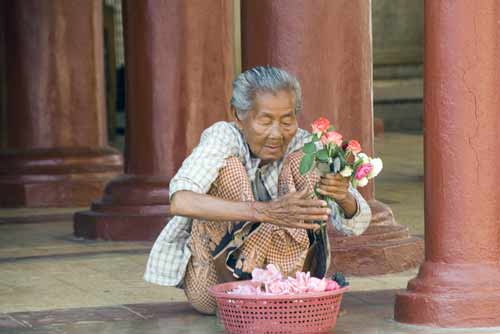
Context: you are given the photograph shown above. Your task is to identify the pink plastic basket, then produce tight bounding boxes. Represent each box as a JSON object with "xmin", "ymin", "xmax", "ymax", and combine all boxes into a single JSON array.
[{"xmin": 208, "ymin": 280, "xmax": 349, "ymax": 334}]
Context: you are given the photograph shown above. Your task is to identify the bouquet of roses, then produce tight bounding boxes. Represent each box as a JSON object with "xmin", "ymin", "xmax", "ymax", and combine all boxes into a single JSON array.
[{"xmin": 299, "ymin": 117, "xmax": 383, "ymax": 188}]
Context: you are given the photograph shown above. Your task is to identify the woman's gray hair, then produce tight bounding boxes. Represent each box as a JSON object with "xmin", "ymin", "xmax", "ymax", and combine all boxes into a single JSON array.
[{"xmin": 230, "ymin": 66, "xmax": 302, "ymax": 120}]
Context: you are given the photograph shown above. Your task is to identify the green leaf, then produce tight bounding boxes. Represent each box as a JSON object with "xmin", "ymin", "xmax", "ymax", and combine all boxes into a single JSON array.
[
  {"xmin": 353, "ymin": 158, "xmax": 364, "ymax": 171},
  {"xmin": 329, "ymin": 145, "xmax": 338, "ymax": 156},
  {"xmin": 327, "ymin": 125, "xmax": 336, "ymax": 131},
  {"xmin": 299, "ymin": 153, "xmax": 315, "ymax": 175},
  {"xmin": 303, "ymin": 142, "xmax": 316, "ymax": 154},
  {"xmin": 338, "ymin": 153, "xmax": 347, "ymax": 170},
  {"xmin": 316, "ymin": 149, "xmax": 329, "ymax": 162}
]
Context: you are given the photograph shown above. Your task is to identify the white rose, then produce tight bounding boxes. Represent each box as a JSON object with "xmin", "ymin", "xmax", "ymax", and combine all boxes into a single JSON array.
[
  {"xmin": 367, "ymin": 158, "xmax": 383, "ymax": 179},
  {"xmin": 357, "ymin": 153, "xmax": 370, "ymax": 163},
  {"xmin": 357, "ymin": 177, "xmax": 369, "ymax": 187},
  {"xmin": 339, "ymin": 166, "xmax": 353, "ymax": 177}
]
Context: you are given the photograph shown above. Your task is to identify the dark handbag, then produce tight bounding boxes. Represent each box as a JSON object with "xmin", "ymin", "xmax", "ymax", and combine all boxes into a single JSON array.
[{"xmin": 304, "ymin": 223, "xmax": 331, "ymax": 278}]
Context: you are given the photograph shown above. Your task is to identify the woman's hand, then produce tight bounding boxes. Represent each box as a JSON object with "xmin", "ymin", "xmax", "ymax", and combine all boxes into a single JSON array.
[
  {"xmin": 317, "ymin": 173, "xmax": 350, "ymax": 201},
  {"xmin": 252, "ymin": 188, "xmax": 330, "ymax": 230},
  {"xmin": 317, "ymin": 173, "xmax": 358, "ymax": 218}
]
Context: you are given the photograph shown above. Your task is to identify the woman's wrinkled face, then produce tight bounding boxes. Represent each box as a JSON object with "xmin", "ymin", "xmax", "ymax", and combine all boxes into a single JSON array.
[{"xmin": 235, "ymin": 90, "xmax": 298, "ymax": 164}]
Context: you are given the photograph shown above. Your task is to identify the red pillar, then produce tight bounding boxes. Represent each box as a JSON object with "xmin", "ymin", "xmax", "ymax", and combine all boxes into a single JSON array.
[
  {"xmin": 242, "ymin": 0, "xmax": 423, "ymax": 275},
  {"xmin": 395, "ymin": 1, "xmax": 500, "ymax": 327},
  {"xmin": 74, "ymin": 0, "xmax": 234, "ymax": 240},
  {"xmin": 0, "ymin": 0, "xmax": 122, "ymax": 207}
]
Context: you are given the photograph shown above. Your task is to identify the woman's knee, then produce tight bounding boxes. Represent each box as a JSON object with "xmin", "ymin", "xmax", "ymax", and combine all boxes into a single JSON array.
[
  {"xmin": 183, "ymin": 260, "xmax": 218, "ymax": 315},
  {"xmin": 218, "ymin": 156, "xmax": 247, "ymax": 182},
  {"xmin": 184, "ymin": 277, "xmax": 217, "ymax": 315},
  {"xmin": 209, "ymin": 156, "xmax": 253, "ymax": 201},
  {"xmin": 185, "ymin": 292, "xmax": 217, "ymax": 315}
]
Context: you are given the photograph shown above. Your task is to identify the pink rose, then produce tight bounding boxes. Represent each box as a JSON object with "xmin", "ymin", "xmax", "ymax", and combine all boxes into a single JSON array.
[
  {"xmin": 229, "ymin": 284, "xmax": 263, "ymax": 295},
  {"xmin": 311, "ymin": 117, "xmax": 330, "ymax": 134},
  {"xmin": 251, "ymin": 264, "xmax": 282, "ymax": 284},
  {"xmin": 267, "ymin": 281, "xmax": 291, "ymax": 295},
  {"xmin": 325, "ymin": 280, "xmax": 340, "ymax": 291},
  {"xmin": 347, "ymin": 140, "xmax": 362, "ymax": 154},
  {"xmin": 355, "ymin": 163, "xmax": 373, "ymax": 180},
  {"xmin": 308, "ymin": 277, "xmax": 328, "ymax": 292},
  {"xmin": 320, "ymin": 131, "xmax": 343, "ymax": 146},
  {"xmin": 288, "ymin": 272, "xmax": 310, "ymax": 293}
]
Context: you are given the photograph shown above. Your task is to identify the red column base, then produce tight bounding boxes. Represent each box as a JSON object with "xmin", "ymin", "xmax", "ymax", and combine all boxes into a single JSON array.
[
  {"xmin": 0, "ymin": 147, "xmax": 123, "ymax": 207},
  {"xmin": 328, "ymin": 200, "xmax": 424, "ymax": 275},
  {"xmin": 73, "ymin": 175, "xmax": 171, "ymax": 241},
  {"xmin": 395, "ymin": 262, "xmax": 500, "ymax": 327}
]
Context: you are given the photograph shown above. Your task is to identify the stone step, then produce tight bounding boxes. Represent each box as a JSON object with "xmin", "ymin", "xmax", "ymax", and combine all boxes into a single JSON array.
[{"xmin": 374, "ymin": 78, "xmax": 423, "ymax": 132}]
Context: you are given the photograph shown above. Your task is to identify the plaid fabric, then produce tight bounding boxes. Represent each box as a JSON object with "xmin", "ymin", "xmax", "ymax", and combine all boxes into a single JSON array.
[
  {"xmin": 184, "ymin": 155, "xmax": 314, "ymax": 314},
  {"xmin": 144, "ymin": 121, "xmax": 371, "ymax": 286}
]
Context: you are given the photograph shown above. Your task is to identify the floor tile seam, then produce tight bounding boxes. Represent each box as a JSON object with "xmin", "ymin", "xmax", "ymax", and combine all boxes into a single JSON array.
[
  {"xmin": 3, "ymin": 313, "xmax": 32, "ymax": 328},
  {"xmin": 1, "ymin": 302, "xmax": 179, "ymax": 328},
  {"xmin": 0, "ymin": 218, "xmax": 71, "ymax": 225},
  {"xmin": 0, "ymin": 248, "xmax": 150, "ymax": 264},
  {"xmin": 119, "ymin": 305, "xmax": 149, "ymax": 320},
  {"xmin": 53, "ymin": 276, "xmax": 92, "ymax": 295},
  {"xmin": 345, "ymin": 293, "xmax": 373, "ymax": 305}
]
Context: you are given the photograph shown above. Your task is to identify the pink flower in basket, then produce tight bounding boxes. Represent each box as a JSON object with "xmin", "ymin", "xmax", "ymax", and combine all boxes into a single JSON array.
[
  {"xmin": 308, "ymin": 277, "xmax": 328, "ymax": 292},
  {"xmin": 252, "ymin": 264, "xmax": 282, "ymax": 285},
  {"xmin": 288, "ymin": 272, "xmax": 309, "ymax": 293},
  {"xmin": 288, "ymin": 272, "xmax": 328, "ymax": 293},
  {"xmin": 267, "ymin": 280, "xmax": 292, "ymax": 295},
  {"xmin": 326, "ymin": 280, "xmax": 340, "ymax": 291},
  {"xmin": 227, "ymin": 265, "xmax": 343, "ymax": 296},
  {"xmin": 228, "ymin": 284, "xmax": 263, "ymax": 295}
]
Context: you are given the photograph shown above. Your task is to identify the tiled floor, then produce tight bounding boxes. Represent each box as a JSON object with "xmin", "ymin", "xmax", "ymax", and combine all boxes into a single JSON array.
[{"xmin": 4, "ymin": 132, "xmax": 485, "ymax": 334}]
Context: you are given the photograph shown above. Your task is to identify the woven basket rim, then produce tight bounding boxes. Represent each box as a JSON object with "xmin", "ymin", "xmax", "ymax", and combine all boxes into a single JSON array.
[{"xmin": 208, "ymin": 279, "xmax": 350, "ymax": 300}]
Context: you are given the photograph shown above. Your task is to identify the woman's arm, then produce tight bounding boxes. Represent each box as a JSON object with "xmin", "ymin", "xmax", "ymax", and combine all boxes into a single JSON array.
[
  {"xmin": 171, "ymin": 188, "xmax": 331, "ymax": 230},
  {"xmin": 170, "ymin": 191, "xmax": 257, "ymax": 222}
]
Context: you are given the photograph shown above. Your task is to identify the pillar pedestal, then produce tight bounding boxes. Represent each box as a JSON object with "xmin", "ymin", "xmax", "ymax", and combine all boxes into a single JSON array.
[
  {"xmin": 74, "ymin": 176, "xmax": 170, "ymax": 241},
  {"xmin": 330, "ymin": 200, "xmax": 423, "ymax": 275},
  {"xmin": 0, "ymin": 148, "xmax": 121, "ymax": 207},
  {"xmin": 242, "ymin": 0, "xmax": 423, "ymax": 275},
  {"xmin": 395, "ymin": 263, "xmax": 500, "ymax": 326}
]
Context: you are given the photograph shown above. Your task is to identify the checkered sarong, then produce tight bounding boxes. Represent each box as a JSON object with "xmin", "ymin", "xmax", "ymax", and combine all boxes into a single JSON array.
[{"xmin": 184, "ymin": 152, "xmax": 323, "ymax": 314}]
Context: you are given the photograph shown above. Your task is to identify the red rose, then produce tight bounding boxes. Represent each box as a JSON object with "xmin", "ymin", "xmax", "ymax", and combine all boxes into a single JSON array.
[
  {"xmin": 311, "ymin": 117, "xmax": 330, "ymax": 134},
  {"xmin": 347, "ymin": 140, "xmax": 362, "ymax": 154}
]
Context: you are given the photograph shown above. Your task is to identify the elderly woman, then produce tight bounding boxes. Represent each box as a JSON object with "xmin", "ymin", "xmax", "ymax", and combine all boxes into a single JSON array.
[{"xmin": 144, "ymin": 66, "xmax": 371, "ymax": 314}]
